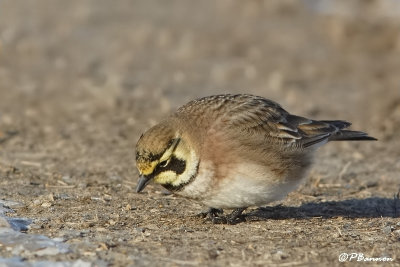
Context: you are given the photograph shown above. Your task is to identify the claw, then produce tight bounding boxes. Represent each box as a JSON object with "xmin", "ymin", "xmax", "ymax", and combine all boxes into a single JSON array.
[
  {"xmin": 225, "ymin": 208, "xmax": 246, "ymax": 224},
  {"xmin": 198, "ymin": 208, "xmax": 246, "ymax": 225},
  {"xmin": 195, "ymin": 208, "xmax": 223, "ymax": 218}
]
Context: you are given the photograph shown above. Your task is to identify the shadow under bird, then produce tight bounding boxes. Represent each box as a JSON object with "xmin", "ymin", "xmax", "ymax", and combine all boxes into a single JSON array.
[{"xmin": 135, "ymin": 94, "xmax": 376, "ymax": 224}]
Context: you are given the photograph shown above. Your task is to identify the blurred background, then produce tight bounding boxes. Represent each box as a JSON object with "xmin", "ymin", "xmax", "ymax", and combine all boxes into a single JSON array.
[
  {"xmin": 0, "ymin": 1, "xmax": 400, "ymax": 265},
  {"xmin": 1, "ymin": 0, "xmax": 400, "ymax": 171},
  {"xmin": 1, "ymin": 0, "xmax": 400, "ymax": 199}
]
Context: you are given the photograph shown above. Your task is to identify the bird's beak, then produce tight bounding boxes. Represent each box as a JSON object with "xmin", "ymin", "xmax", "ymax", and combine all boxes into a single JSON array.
[{"xmin": 136, "ymin": 175, "xmax": 152, "ymax": 193}]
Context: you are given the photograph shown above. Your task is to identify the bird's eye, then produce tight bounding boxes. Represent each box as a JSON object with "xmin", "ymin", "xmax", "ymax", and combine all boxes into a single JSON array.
[{"xmin": 159, "ymin": 160, "xmax": 169, "ymax": 168}]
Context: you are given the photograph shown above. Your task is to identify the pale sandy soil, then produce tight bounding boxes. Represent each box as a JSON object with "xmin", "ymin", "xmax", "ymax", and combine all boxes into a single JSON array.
[{"xmin": 0, "ymin": 1, "xmax": 399, "ymax": 266}]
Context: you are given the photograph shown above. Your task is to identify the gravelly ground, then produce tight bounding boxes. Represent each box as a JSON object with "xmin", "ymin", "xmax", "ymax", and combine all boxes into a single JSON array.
[{"xmin": 0, "ymin": 1, "xmax": 400, "ymax": 266}]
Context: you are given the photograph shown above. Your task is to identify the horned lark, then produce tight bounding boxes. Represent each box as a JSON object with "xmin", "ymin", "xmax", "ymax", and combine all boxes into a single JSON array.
[{"xmin": 135, "ymin": 94, "xmax": 376, "ymax": 224}]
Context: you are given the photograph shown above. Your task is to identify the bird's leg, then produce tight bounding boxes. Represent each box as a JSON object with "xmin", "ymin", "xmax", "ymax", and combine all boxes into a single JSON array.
[
  {"xmin": 209, "ymin": 208, "xmax": 247, "ymax": 224},
  {"xmin": 196, "ymin": 208, "xmax": 223, "ymax": 219},
  {"xmin": 208, "ymin": 208, "xmax": 224, "ymax": 222},
  {"xmin": 197, "ymin": 208, "xmax": 246, "ymax": 224},
  {"xmin": 225, "ymin": 208, "xmax": 246, "ymax": 224}
]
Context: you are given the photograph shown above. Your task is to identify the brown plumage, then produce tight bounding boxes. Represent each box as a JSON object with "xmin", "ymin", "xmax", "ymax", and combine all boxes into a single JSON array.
[{"xmin": 135, "ymin": 94, "xmax": 376, "ymax": 224}]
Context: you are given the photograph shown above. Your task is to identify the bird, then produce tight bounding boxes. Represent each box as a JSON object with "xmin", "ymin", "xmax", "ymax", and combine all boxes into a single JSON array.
[{"xmin": 135, "ymin": 94, "xmax": 376, "ymax": 224}]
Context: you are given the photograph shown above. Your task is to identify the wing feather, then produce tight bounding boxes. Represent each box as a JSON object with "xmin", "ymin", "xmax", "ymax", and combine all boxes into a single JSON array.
[
  {"xmin": 219, "ymin": 96, "xmax": 345, "ymax": 148},
  {"xmin": 177, "ymin": 94, "xmax": 373, "ymax": 149}
]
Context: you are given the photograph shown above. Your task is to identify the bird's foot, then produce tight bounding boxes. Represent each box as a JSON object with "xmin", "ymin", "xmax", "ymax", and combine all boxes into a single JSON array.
[
  {"xmin": 224, "ymin": 208, "xmax": 246, "ymax": 224},
  {"xmin": 196, "ymin": 208, "xmax": 223, "ymax": 219},
  {"xmin": 198, "ymin": 208, "xmax": 246, "ymax": 225}
]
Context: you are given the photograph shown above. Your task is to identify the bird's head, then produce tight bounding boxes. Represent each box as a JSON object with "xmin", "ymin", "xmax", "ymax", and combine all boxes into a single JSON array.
[{"xmin": 135, "ymin": 122, "xmax": 199, "ymax": 193}]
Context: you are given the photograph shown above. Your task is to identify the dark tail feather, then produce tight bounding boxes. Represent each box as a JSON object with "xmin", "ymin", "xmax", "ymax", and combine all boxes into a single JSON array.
[
  {"xmin": 320, "ymin": 120, "xmax": 352, "ymax": 129},
  {"xmin": 330, "ymin": 130, "xmax": 377, "ymax": 141},
  {"xmin": 321, "ymin": 120, "xmax": 377, "ymax": 141}
]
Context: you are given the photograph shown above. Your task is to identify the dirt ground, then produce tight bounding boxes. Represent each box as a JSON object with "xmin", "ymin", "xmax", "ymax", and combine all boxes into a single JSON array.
[{"xmin": 0, "ymin": 0, "xmax": 400, "ymax": 266}]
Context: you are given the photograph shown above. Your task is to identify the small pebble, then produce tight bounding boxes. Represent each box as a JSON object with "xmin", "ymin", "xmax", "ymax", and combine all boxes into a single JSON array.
[
  {"xmin": 273, "ymin": 250, "xmax": 289, "ymax": 260},
  {"xmin": 382, "ymin": 225, "xmax": 393, "ymax": 234},
  {"xmin": 41, "ymin": 202, "xmax": 52, "ymax": 208}
]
